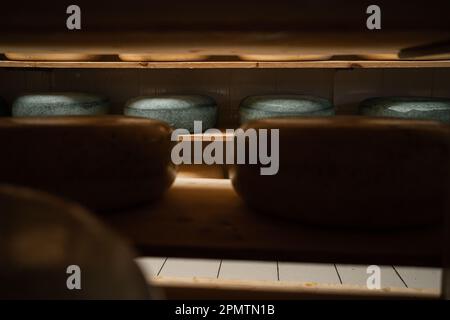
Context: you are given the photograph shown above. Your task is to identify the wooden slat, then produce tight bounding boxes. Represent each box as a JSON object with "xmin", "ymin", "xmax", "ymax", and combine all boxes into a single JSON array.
[
  {"xmin": 393, "ymin": 266, "xmax": 442, "ymax": 290},
  {"xmin": 135, "ymin": 257, "xmax": 167, "ymax": 278},
  {"xmin": 159, "ymin": 258, "xmax": 221, "ymax": 278},
  {"xmin": 335, "ymin": 265, "xmax": 405, "ymax": 288},
  {"xmin": 2, "ymin": 60, "xmax": 450, "ymax": 69},
  {"xmin": 105, "ymin": 178, "xmax": 441, "ymax": 267},
  {"xmin": 278, "ymin": 262, "xmax": 341, "ymax": 284},
  {"xmin": 219, "ymin": 260, "xmax": 278, "ymax": 281},
  {"xmin": 151, "ymin": 276, "xmax": 439, "ymax": 300}
]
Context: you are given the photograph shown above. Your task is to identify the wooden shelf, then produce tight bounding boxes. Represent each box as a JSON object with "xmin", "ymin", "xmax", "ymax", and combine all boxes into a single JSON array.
[
  {"xmin": 105, "ymin": 178, "xmax": 442, "ymax": 267},
  {"xmin": 1, "ymin": 60, "xmax": 450, "ymax": 69}
]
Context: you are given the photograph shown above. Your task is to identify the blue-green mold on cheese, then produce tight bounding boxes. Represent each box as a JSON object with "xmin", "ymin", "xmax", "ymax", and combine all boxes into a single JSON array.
[
  {"xmin": 359, "ymin": 96, "xmax": 450, "ymax": 123},
  {"xmin": 12, "ymin": 93, "xmax": 109, "ymax": 117},
  {"xmin": 239, "ymin": 95, "xmax": 334, "ymax": 124},
  {"xmin": 125, "ymin": 95, "xmax": 218, "ymax": 132}
]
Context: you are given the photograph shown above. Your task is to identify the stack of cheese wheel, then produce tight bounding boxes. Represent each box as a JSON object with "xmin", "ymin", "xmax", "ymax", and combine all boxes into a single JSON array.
[
  {"xmin": 0, "ymin": 116, "xmax": 176, "ymax": 211},
  {"xmin": 230, "ymin": 117, "xmax": 450, "ymax": 228},
  {"xmin": 0, "ymin": 184, "xmax": 153, "ymax": 299},
  {"xmin": 4, "ymin": 53, "xmax": 101, "ymax": 61},
  {"xmin": 240, "ymin": 95, "xmax": 334, "ymax": 124},
  {"xmin": 125, "ymin": 95, "xmax": 218, "ymax": 133},
  {"xmin": 12, "ymin": 93, "xmax": 110, "ymax": 117},
  {"xmin": 359, "ymin": 96, "xmax": 450, "ymax": 123}
]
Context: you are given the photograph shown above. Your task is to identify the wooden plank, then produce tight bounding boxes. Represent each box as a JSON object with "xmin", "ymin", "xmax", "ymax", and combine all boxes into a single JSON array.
[
  {"xmin": 152, "ymin": 276, "xmax": 439, "ymax": 300},
  {"xmin": 158, "ymin": 258, "xmax": 221, "ymax": 278},
  {"xmin": 106, "ymin": 178, "xmax": 441, "ymax": 266},
  {"xmin": 135, "ymin": 257, "xmax": 167, "ymax": 279},
  {"xmin": 278, "ymin": 262, "xmax": 341, "ymax": 284},
  {"xmin": 219, "ymin": 260, "xmax": 278, "ymax": 281},
  {"xmin": 2, "ymin": 60, "xmax": 450, "ymax": 69},
  {"xmin": 178, "ymin": 164, "xmax": 226, "ymax": 179},
  {"xmin": 336, "ymin": 265, "xmax": 405, "ymax": 288},
  {"xmin": 393, "ymin": 266, "xmax": 442, "ymax": 290}
]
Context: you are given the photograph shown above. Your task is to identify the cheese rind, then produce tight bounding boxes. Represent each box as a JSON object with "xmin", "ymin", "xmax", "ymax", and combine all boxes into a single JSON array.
[
  {"xmin": 125, "ymin": 95, "xmax": 218, "ymax": 132},
  {"xmin": 230, "ymin": 117, "xmax": 450, "ymax": 228},
  {"xmin": 240, "ymin": 95, "xmax": 334, "ymax": 124},
  {"xmin": 12, "ymin": 93, "xmax": 109, "ymax": 117},
  {"xmin": 0, "ymin": 116, "xmax": 176, "ymax": 212},
  {"xmin": 359, "ymin": 96, "xmax": 450, "ymax": 123},
  {"xmin": 0, "ymin": 184, "xmax": 152, "ymax": 299}
]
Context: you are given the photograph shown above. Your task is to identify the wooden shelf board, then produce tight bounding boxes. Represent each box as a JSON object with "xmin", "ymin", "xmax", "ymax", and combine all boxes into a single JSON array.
[
  {"xmin": 153, "ymin": 276, "xmax": 439, "ymax": 300},
  {"xmin": 1, "ymin": 60, "xmax": 450, "ymax": 69},
  {"xmin": 105, "ymin": 178, "xmax": 442, "ymax": 267}
]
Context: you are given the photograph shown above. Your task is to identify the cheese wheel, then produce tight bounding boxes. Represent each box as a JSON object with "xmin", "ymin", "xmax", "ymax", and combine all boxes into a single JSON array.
[
  {"xmin": 0, "ymin": 116, "xmax": 176, "ymax": 211},
  {"xmin": 4, "ymin": 53, "xmax": 101, "ymax": 61},
  {"xmin": 230, "ymin": 117, "xmax": 450, "ymax": 228},
  {"xmin": 240, "ymin": 95, "xmax": 334, "ymax": 124},
  {"xmin": 118, "ymin": 54, "xmax": 208, "ymax": 61},
  {"xmin": 0, "ymin": 184, "xmax": 152, "ymax": 299},
  {"xmin": 12, "ymin": 93, "xmax": 110, "ymax": 117},
  {"xmin": 125, "ymin": 95, "xmax": 218, "ymax": 132},
  {"xmin": 359, "ymin": 96, "xmax": 450, "ymax": 123},
  {"xmin": 239, "ymin": 54, "xmax": 332, "ymax": 61}
]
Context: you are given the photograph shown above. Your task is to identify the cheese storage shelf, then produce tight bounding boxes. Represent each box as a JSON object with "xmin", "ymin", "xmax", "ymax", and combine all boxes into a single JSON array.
[{"xmin": 2, "ymin": 60, "xmax": 450, "ymax": 69}]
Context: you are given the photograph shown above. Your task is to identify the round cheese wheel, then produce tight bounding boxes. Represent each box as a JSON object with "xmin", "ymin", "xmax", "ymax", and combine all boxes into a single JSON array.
[
  {"xmin": 0, "ymin": 184, "xmax": 152, "ymax": 299},
  {"xmin": 239, "ymin": 54, "xmax": 332, "ymax": 61},
  {"xmin": 240, "ymin": 95, "xmax": 334, "ymax": 124},
  {"xmin": 0, "ymin": 116, "xmax": 176, "ymax": 211},
  {"xmin": 118, "ymin": 54, "xmax": 208, "ymax": 61},
  {"xmin": 359, "ymin": 96, "xmax": 450, "ymax": 123},
  {"xmin": 4, "ymin": 53, "xmax": 101, "ymax": 61},
  {"xmin": 125, "ymin": 95, "xmax": 218, "ymax": 132},
  {"xmin": 230, "ymin": 117, "xmax": 450, "ymax": 228},
  {"xmin": 12, "ymin": 93, "xmax": 110, "ymax": 117}
]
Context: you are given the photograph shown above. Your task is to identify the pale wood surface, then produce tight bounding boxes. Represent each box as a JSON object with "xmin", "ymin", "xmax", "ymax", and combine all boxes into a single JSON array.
[
  {"xmin": 137, "ymin": 257, "xmax": 442, "ymax": 298},
  {"xmin": 278, "ymin": 262, "xmax": 341, "ymax": 284},
  {"xmin": 158, "ymin": 258, "xmax": 221, "ymax": 278},
  {"xmin": 218, "ymin": 260, "xmax": 278, "ymax": 281},
  {"xmin": 336, "ymin": 265, "xmax": 405, "ymax": 288},
  {"xmin": 106, "ymin": 178, "xmax": 441, "ymax": 266},
  {"xmin": 135, "ymin": 257, "xmax": 167, "ymax": 278},
  {"xmin": 2, "ymin": 60, "xmax": 450, "ymax": 69},
  {"xmin": 394, "ymin": 266, "xmax": 442, "ymax": 290},
  {"xmin": 151, "ymin": 276, "xmax": 439, "ymax": 300}
]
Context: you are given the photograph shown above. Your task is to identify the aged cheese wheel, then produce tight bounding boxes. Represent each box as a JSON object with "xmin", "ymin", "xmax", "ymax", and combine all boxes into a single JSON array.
[
  {"xmin": 0, "ymin": 116, "xmax": 176, "ymax": 212},
  {"xmin": 4, "ymin": 53, "xmax": 101, "ymax": 61},
  {"xmin": 359, "ymin": 96, "xmax": 450, "ymax": 123},
  {"xmin": 12, "ymin": 93, "xmax": 110, "ymax": 117},
  {"xmin": 240, "ymin": 95, "xmax": 334, "ymax": 124},
  {"xmin": 125, "ymin": 95, "xmax": 218, "ymax": 132},
  {"xmin": 0, "ymin": 184, "xmax": 153, "ymax": 299},
  {"xmin": 118, "ymin": 54, "xmax": 208, "ymax": 61},
  {"xmin": 230, "ymin": 117, "xmax": 450, "ymax": 228},
  {"xmin": 239, "ymin": 54, "xmax": 332, "ymax": 61}
]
